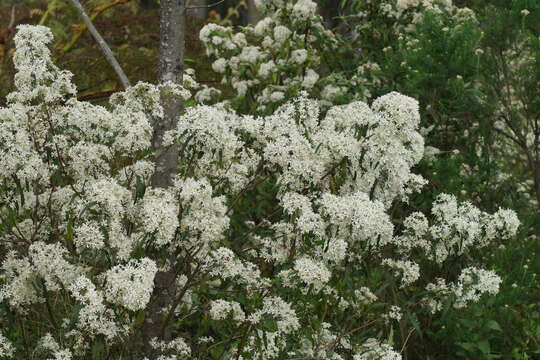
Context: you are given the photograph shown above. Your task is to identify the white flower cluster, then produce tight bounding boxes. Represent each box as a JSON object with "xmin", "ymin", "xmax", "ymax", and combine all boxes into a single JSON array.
[
  {"xmin": 382, "ymin": 258, "xmax": 420, "ymax": 286},
  {"xmin": 384, "ymin": 305, "xmax": 403, "ymax": 322},
  {"xmin": 294, "ymin": 257, "xmax": 331, "ymax": 289},
  {"xmin": 0, "ymin": 242, "xmax": 83, "ymax": 309},
  {"xmin": 150, "ymin": 337, "xmax": 191, "ymax": 359},
  {"xmin": 103, "ymin": 258, "xmax": 158, "ymax": 311},
  {"xmin": 396, "ymin": 194, "xmax": 519, "ymax": 262},
  {"xmin": 37, "ymin": 333, "xmax": 78, "ymax": 360},
  {"xmin": 452, "ymin": 267, "xmax": 502, "ymax": 309},
  {"xmin": 0, "ymin": 333, "xmax": 14, "ymax": 358},
  {"xmin": 355, "ymin": 286, "xmax": 378, "ymax": 305},
  {"xmin": 208, "ymin": 247, "xmax": 267, "ymax": 289},
  {"xmin": 245, "ymin": 296, "xmax": 301, "ymax": 358},
  {"xmin": 138, "ymin": 188, "xmax": 179, "ymax": 245},
  {"xmin": 8, "ymin": 25, "xmax": 76, "ymax": 105},
  {"xmin": 177, "ymin": 106, "xmax": 260, "ymax": 192},
  {"xmin": 354, "ymin": 338, "xmax": 402, "ymax": 360},
  {"xmin": 69, "ymin": 276, "xmax": 120, "ymax": 339},
  {"xmin": 423, "ymin": 267, "xmax": 502, "ymax": 313},
  {"xmin": 199, "ymin": 0, "xmax": 343, "ymax": 113},
  {"xmin": 174, "ymin": 178, "xmax": 230, "ymax": 251},
  {"xmin": 209, "ymin": 299, "xmax": 246, "ymax": 321}
]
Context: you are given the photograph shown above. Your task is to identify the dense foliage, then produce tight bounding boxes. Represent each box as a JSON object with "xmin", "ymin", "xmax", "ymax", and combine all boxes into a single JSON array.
[{"xmin": 0, "ymin": 0, "xmax": 538, "ymax": 359}]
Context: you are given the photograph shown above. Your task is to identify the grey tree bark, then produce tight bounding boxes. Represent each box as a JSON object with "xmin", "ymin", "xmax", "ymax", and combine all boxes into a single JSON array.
[
  {"xmin": 151, "ymin": 0, "xmax": 185, "ymax": 188},
  {"xmin": 142, "ymin": 0, "xmax": 185, "ymax": 358},
  {"xmin": 247, "ymin": 0, "xmax": 260, "ymax": 25},
  {"xmin": 67, "ymin": 0, "xmax": 131, "ymax": 89}
]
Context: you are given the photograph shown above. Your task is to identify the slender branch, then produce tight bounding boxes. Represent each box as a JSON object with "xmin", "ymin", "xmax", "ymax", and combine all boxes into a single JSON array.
[
  {"xmin": 18, "ymin": 316, "xmax": 30, "ymax": 359},
  {"xmin": 41, "ymin": 279, "xmax": 60, "ymax": 330},
  {"xmin": 77, "ymin": 87, "xmax": 121, "ymax": 101},
  {"xmin": 186, "ymin": 0, "xmax": 226, "ymax": 10},
  {"xmin": 328, "ymin": 317, "xmax": 385, "ymax": 352},
  {"xmin": 226, "ymin": 164, "xmax": 266, "ymax": 215},
  {"xmin": 8, "ymin": 6, "xmax": 16, "ymax": 30},
  {"xmin": 67, "ymin": 0, "xmax": 131, "ymax": 89},
  {"xmin": 62, "ymin": 0, "xmax": 131, "ymax": 53},
  {"xmin": 39, "ymin": 0, "xmax": 57, "ymax": 25},
  {"xmin": 158, "ymin": 263, "xmax": 205, "ymax": 338},
  {"xmin": 235, "ymin": 323, "xmax": 253, "ymax": 360},
  {"xmin": 400, "ymin": 328, "xmax": 415, "ymax": 353}
]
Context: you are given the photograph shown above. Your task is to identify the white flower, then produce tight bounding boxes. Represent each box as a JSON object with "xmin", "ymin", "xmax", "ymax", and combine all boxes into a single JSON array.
[
  {"xmin": 103, "ymin": 258, "xmax": 158, "ymax": 311},
  {"xmin": 208, "ymin": 247, "xmax": 265, "ymax": 288},
  {"xmin": 355, "ymin": 338, "xmax": 402, "ymax": 360},
  {"xmin": 74, "ymin": 221, "xmax": 105, "ymax": 251},
  {"xmin": 384, "ymin": 305, "xmax": 402, "ymax": 321},
  {"xmin": 212, "ymin": 58, "xmax": 227, "ymax": 73},
  {"xmin": 294, "ymin": 257, "xmax": 331, "ymax": 289},
  {"xmin": 211, "ymin": 35, "xmax": 223, "ymax": 45},
  {"xmin": 151, "ymin": 337, "xmax": 191, "ymax": 358},
  {"xmin": 270, "ymin": 91, "xmax": 285, "ymax": 102},
  {"xmin": 209, "ymin": 300, "xmax": 246, "ymax": 321},
  {"xmin": 321, "ymin": 84, "xmax": 342, "ymax": 101},
  {"xmin": 292, "ymin": 0, "xmax": 318, "ymax": 20},
  {"xmin": 138, "ymin": 187, "xmax": 179, "ymax": 245},
  {"xmin": 302, "ymin": 68, "xmax": 319, "ymax": 88},
  {"xmin": 452, "ymin": 267, "xmax": 502, "ymax": 308},
  {"xmin": 355, "ymin": 286, "xmax": 378, "ymax": 305},
  {"xmin": 0, "ymin": 333, "xmax": 15, "ymax": 358},
  {"xmin": 69, "ymin": 277, "xmax": 120, "ymax": 339},
  {"xmin": 291, "ymin": 49, "xmax": 308, "ymax": 64},
  {"xmin": 248, "ymin": 296, "xmax": 300, "ymax": 334},
  {"xmin": 274, "ymin": 25, "xmax": 292, "ymax": 44},
  {"xmin": 382, "ymin": 259, "xmax": 420, "ymax": 286},
  {"xmin": 253, "ymin": 17, "xmax": 274, "ymax": 36},
  {"xmin": 258, "ymin": 60, "xmax": 277, "ymax": 78}
]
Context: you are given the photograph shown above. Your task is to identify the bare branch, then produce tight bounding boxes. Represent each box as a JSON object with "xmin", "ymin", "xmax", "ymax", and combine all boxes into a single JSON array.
[
  {"xmin": 186, "ymin": 0, "xmax": 226, "ymax": 10},
  {"xmin": 67, "ymin": 0, "xmax": 131, "ymax": 89},
  {"xmin": 8, "ymin": 6, "xmax": 16, "ymax": 30},
  {"xmin": 400, "ymin": 328, "xmax": 416, "ymax": 353}
]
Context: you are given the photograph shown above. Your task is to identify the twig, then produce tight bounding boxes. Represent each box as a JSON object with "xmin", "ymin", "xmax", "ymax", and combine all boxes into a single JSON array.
[
  {"xmin": 39, "ymin": 0, "xmax": 57, "ymax": 25},
  {"xmin": 400, "ymin": 328, "xmax": 415, "ymax": 353},
  {"xmin": 186, "ymin": 0, "xmax": 226, "ymax": 10},
  {"xmin": 77, "ymin": 87, "xmax": 121, "ymax": 101},
  {"xmin": 8, "ymin": 6, "xmax": 16, "ymax": 30},
  {"xmin": 62, "ymin": 0, "xmax": 131, "ymax": 53},
  {"xmin": 67, "ymin": 0, "xmax": 131, "ymax": 89}
]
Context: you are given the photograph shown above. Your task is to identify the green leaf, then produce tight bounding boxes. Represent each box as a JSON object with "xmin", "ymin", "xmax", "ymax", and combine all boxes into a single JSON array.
[
  {"xmin": 486, "ymin": 320, "xmax": 503, "ymax": 332},
  {"xmin": 477, "ymin": 340, "xmax": 491, "ymax": 354},
  {"xmin": 408, "ymin": 313, "xmax": 423, "ymax": 338},
  {"xmin": 92, "ymin": 339, "xmax": 104, "ymax": 360},
  {"xmin": 79, "ymin": 201, "xmax": 99, "ymax": 218},
  {"xmin": 457, "ymin": 342, "xmax": 474, "ymax": 351}
]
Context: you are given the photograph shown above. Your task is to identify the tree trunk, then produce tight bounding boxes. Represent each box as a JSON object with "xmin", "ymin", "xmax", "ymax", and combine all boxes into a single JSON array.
[
  {"xmin": 247, "ymin": 0, "xmax": 260, "ymax": 25},
  {"xmin": 152, "ymin": 0, "xmax": 185, "ymax": 187},
  {"xmin": 142, "ymin": 0, "xmax": 185, "ymax": 357}
]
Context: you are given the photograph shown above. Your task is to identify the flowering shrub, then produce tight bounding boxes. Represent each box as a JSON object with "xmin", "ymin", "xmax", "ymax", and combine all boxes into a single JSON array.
[
  {"xmin": 199, "ymin": 0, "xmax": 382, "ymax": 114},
  {"xmin": 339, "ymin": 0, "xmax": 540, "ymax": 213},
  {"xmin": 0, "ymin": 23, "xmax": 521, "ymax": 360}
]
